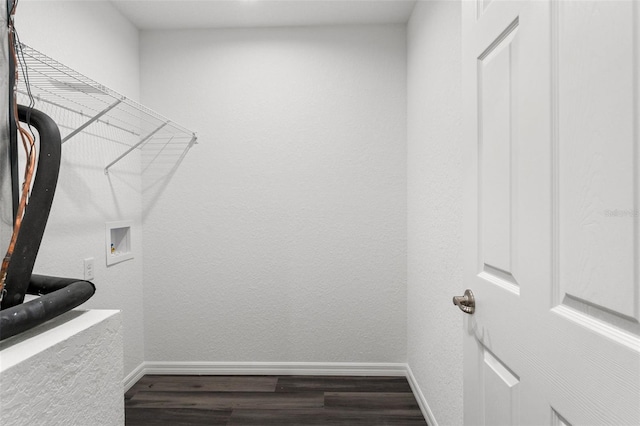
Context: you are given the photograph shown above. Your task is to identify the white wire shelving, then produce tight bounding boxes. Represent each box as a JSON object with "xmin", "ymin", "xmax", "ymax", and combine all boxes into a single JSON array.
[{"xmin": 15, "ymin": 43, "xmax": 197, "ymax": 174}]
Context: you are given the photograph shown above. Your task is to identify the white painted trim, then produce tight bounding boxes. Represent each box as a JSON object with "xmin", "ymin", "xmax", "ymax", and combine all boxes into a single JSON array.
[
  {"xmin": 406, "ymin": 364, "xmax": 439, "ymax": 426},
  {"xmin": 123, "ymin": 362, "xmax": 146, "ymax": 392},
  {"xmin": 123, "ymin": 361, "xmax": 438, "ymax": 425},
  {"xmin": 141, "ymin": 361, "xmax": 407, "ymax": 377}
]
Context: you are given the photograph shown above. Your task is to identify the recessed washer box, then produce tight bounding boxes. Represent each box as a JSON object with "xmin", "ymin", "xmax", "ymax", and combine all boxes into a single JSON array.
[{"xmin": 106, "ymin": 220, "xmax": 133, "ymax": 266}]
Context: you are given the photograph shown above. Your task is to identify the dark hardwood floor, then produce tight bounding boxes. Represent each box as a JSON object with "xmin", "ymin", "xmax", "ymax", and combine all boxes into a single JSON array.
[{"xmin": 125, "ymin": 375, "xmax": 428, "ymax": 425}]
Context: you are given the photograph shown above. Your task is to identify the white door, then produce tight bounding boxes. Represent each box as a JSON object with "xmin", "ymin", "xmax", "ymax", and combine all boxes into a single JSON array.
[{"xmin": 461, "ymin": 0, "xmax": 640, "ymax": 424}]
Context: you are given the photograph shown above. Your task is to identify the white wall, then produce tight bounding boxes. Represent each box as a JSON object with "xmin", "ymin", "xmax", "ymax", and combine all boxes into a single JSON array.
[
  {"xmin": 139, "ymin": 25, "xmax": 407, "ymax": 363},
  {"xmin": 407, "ymin": 2, "xmax": 464, "ymax": 425},
  {"xmin": 15, "ymin": 0, "xmax": 144, "ymax": 376}
]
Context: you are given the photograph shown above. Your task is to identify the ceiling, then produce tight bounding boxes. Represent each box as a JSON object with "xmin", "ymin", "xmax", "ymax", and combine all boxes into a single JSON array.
[{"xmin": 110, "ymin": 0, "xmax": 417, "ymax": 30}]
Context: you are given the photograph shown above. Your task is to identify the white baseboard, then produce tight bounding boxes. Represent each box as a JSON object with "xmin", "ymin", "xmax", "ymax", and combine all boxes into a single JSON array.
[
  {"xmin": 405, "ymin": 364, "xmax": 438, "ymax": 426},
  {"xmin": 123, "ymin": 362, "xmax": 146, "ymax": 392},
  {"xmin": 122, "ymin": 361, "xmax": 438, "ymax": 426},
  {"xmin": 139, "ymin": 361, "xmax": 407, "ymax": 377}
]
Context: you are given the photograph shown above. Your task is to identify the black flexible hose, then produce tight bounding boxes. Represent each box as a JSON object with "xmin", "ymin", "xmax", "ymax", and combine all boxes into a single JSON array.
[
  {"xmin": 0, "ymin": 106, "xmax": 95, "ymax": 341},
  {"xmin": 2, "ymin": 105, "xmax": 61, "ymax": 309},
  {"xmin": 0, "ymin": 278, "xmax": 95, "ymax": 340}
]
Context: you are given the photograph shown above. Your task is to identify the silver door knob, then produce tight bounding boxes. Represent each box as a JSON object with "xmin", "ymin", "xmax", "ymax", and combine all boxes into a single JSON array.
[{"xmin": 453, "ymin": 289, "xmax": 475, "ymax": 314}]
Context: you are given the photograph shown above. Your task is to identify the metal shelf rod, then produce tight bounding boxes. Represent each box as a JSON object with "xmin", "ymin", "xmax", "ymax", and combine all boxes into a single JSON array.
[
  {"xmin": 18, "ymin": 90, "xmax": 140, "ymax": 136},
  {"xmin": 61, "ymin": 98, "xmax": 123, "ymax": 143},
  {"xmin": 104, "ymin": 121, "xmax": 169, "ymax": 174}
]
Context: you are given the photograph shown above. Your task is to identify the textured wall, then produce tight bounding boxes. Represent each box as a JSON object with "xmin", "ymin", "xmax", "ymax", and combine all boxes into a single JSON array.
[
  {"xmin": 139, "ymin": 25, "xmax": 407, "ymax": 363},
  {"xmin": 0, "ymin": 310, "xmax": 124, "ymax": 426},
  {"xmin": 407, "ymin": 2, "xmax": 464, "ymax": 425},
  {"xmin": 15, "ymin": 1, "xmax": 144, "ymax": 377}
]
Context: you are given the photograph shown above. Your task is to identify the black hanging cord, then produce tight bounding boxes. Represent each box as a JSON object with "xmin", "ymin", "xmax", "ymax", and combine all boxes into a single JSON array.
[{"xmin": 6, "ymin": 0, "xmax": 18, "ymax": 219}]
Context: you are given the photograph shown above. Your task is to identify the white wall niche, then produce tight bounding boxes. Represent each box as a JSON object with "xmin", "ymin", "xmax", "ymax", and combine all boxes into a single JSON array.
[{"xmin": 106, "ymin": 220, "xmax": 134, "ymax": 266}]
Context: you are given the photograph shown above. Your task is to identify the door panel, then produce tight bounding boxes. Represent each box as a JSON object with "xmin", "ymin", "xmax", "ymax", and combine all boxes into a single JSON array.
[
  {"xmin": 463, "ymin": 4, "xmax": 530, "ymax": 424},
  {"xmin": 482, "ymin": 347, "xmax": 520, "ymax": 426},
  {"xmin": 551, "ymin": 410, "xmax": 571, "ymax": 426},
  {"xmin": 463, "ymin": 1, "xmax": 640, "ymax": 425},
  {"xmin": 479, "ymin": 18, "xmax": 520, "ymax": 289},
  {"xmin": 555, "ymin": 0, "xmax": 639, "ymax": 324}
]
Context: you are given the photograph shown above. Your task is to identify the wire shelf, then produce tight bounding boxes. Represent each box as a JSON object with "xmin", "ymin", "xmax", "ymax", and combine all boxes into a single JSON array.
[{"xmin": 15, "ymin": 43, "xmax": 197, "ymax": 174}]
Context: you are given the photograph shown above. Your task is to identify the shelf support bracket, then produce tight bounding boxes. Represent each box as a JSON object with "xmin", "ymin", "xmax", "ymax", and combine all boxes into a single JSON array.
[
  {"xmin": 61, "ymin": 98, "xmax": 123, "ymax": 143},
  {"xmin": 104, "ymin": 121, "xmax": 169, "ymax": 175}
]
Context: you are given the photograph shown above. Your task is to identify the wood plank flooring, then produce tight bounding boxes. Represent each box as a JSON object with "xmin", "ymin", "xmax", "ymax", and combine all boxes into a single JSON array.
[{"xmin": 125, "ymin": 375, "xmax": 428, "ymax": 425}]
